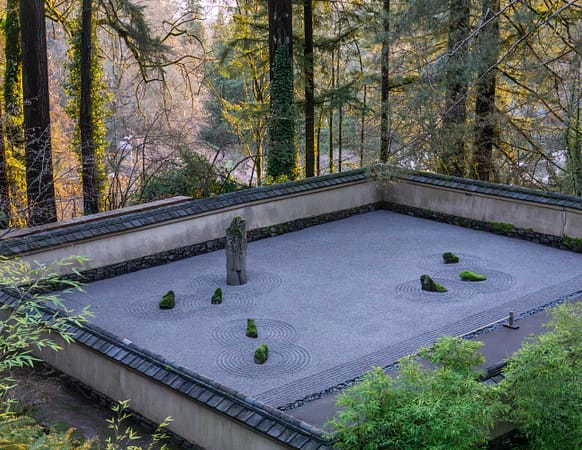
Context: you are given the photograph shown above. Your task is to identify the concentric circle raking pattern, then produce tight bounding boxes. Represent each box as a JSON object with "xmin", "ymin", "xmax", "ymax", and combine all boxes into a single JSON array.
[
  {"xmin": 394, "ymin": 278, "xmax": 476, "ymax": 302},
  {"xmin": 211, "ymin": 318, "xmax": 297, "ymax": 346},
  {"xmin": 128, "ymin": 293, "xmax": 254, "ymax": 320},
  {"xmin": 434, "ymin": 268, "xmax": 515, "ymax": 293},
  {"xmin": 418, "ymin": 253, "xmax": 487, "ymax": 272},
  {"xmin": 192, "ymin": 271, "xmax": 282, "ymax": 296},
  {"xmin": 128, "ymin": 294, "xmax": 200, "ymax": 320},
  {"xmin": 216, "ymin": 344, "xmax": 311, "ymax": 378}
]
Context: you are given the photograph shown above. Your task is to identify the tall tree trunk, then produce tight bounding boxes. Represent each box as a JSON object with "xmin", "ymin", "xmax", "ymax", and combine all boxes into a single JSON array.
[
  {"xmin": 473, "ymin": 0, "xmax": 500, "ymax": 181},
  {"xmin": 4, "ymin": 0, "xmax": 23, "ymax": 152},
  {"xmin": 0, "ymin": 102, "xmax": 9, "ymax": 227},
  {"xmin": 380, "ymin": 0, "xmax": 390, "ymax": 162},
  {"xmin": 328, "ymin": 107, "xmax": 333, "ymax": 173},
  {"xmin": 316, "ymin": 110, "xmax": 322, "ymax": 175},
  {"xmin": 80, "ymin": 0, "xmax": 99, "ymax": 215},
  {"xmin": 440, "ymin": 0, "xmax": 470, "ymax": 177},
  {"xmin": 20, "ymin": 0, "xmax": 57, "ymax": 225},
  {"xmin": 304, "ymin": 0, "xmax": 315, "ymax": 178},
  {"xmin": 267, "ymin": 0, "xmax": 296, "ymax": 180},
  {"xmin": 338, "ymin": 104, "xmax": 343, "ymax": 172},
  {"xmin": 360, "ymin": 84, "xmax": 367, "ymax": 167}
]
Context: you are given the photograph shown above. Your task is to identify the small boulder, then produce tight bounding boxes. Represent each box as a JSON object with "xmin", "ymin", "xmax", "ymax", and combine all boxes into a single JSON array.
[
  {"xmin": 159, "ymin": 290, "xmax": 175, "ymax": 309},
  {"xmin": 420, "ymin": 274, "xmax": 447, "ymax": 293},
  {"xmin": 460, "ymin": 270, "xmax": 487, "ymax": 282},
  {"xmin": 254, "ymin": 344, "xmax": 269, "ymax": 364},
  {"xmin": 442, "ymin": 252, "xmax": 459, "ymax": 264},
  {"xmin": 246, "ymin": 318, "xmax": 258, "ymax": 338},
  {"xmin": 211, "ymin": 288, "xmax": 222, "ymax": 304}
]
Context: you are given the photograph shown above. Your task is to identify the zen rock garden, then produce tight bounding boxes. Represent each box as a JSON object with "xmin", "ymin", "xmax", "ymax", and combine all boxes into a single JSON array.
[
  {"xmin": 155, "ymin": 216, "xmax": 271, "ymax": 364},
  {"xmin": 420, "ymin": 252, "xmax": 487, "ymax": 293}
]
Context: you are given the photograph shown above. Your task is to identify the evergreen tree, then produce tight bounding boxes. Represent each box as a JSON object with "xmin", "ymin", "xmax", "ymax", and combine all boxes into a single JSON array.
[
  {"xmin": 20, "ymin": 0, "xmax": 57, "ymax": 225},
  {"xmin": 2, "ymin": 0, "xmax": 26, "ymax": 225},
  {"xmin": 267, "ymin": 0, "xmax": 297, "ymax": 180},
  {"xmin": 304, "ymin": 0, "xmax": 315, "ymax": 177},
  {"xmin": 439, "ymin": 0, "xmax": 471, "ymax": 177},
  {"xmin": 472, "ymin": 0, "xmax": 500, "ymax": 181},
  {"xmin": 65, "ymin": 0, "xmax": 109, "ymax": 216}
]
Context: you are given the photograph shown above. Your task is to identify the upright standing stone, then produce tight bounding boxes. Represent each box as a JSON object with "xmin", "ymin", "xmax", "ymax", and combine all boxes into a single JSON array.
[{"xmin": 226, "ymin": 216, "xmax": 248, "ymax": 285}]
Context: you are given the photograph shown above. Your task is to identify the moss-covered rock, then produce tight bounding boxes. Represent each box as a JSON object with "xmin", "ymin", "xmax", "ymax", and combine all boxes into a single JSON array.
[
  {"xmin": 254, "ymin": 344, "xmax": 269, "ymax": 364},
  {"xmin": 442, "ymin": 252, "xmax": 459, "ymax": 264},
  {"xmin": 420, "ymin": 274, "xmax": 447, "ymax": 293},
  {"xmin": 246, "ymin": 318, "xmax": 258, "ymax": 338},
  {"xmin": 211, "ymin": 288, "xmax": 222, "ymax": 304},
  {"xmin": 159, "ymin": 290, "xmax": 175, "ymax": 309},
  {"xmin": 460, "ymin": 270, "xmax": 487, "ymax": 282}
]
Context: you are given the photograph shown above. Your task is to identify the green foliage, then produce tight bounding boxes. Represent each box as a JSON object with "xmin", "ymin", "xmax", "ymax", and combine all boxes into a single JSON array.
[
  {"xmin": 246, "ymin": 318, "xmax": 258, "ymax": 338},
  {"xmin": 330, "ymin": 337, "xmax": 499, "ymax": 449},
  {"xmin": 459, "ymin": 270, "xmax": 487, "ymax": 282},
  {"xmin": 0, "ymin": 256, "xmax": 91, "ymax": 402},
  {"xmin": 140, "ymin": 146, "xmax": 240, "ymax": 202},
  {"xmin": 500, "ymin": 303, "xmax": 582, "ymax": 449},
  {"xmin": 159, "ymin": 290, "xmax": 175, "ymax": 309},
  {"xmin": 267, "ymin": 45, "xmax": 297, "ymax": 180},
  {"xmin": 562, "ymin": 235, "xmax": 582, "ymax": 252},
  {"xmin": 211, "ymin": 288, "xmax": 222, "ymax": 305},
  {"xmin": 0, "ymin": 414, "xmax": 93, "ymax": 449},
  {"xmin": 105, "ymin": 400, "xmax": 173, "ymax": 449},
  {"xmin": 487, "ymin": 222, "xmax": 514, "ymax": 233},
  {"xmin": 442, "ymin": 252, "xmax": 459, "ymax": 264},
  {"xmin": 420, "ymin": 274, "xmax": 447, "ymax": 292},
  {"xmin": 254, "ymin": 344, "xmax": 268, "ymax": 364}
]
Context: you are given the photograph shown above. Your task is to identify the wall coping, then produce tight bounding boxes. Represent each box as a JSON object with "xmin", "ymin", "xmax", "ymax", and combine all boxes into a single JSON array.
[
  {"xmin": 0, "ymin": 288, "xmax": 332, "ymax": 449},
  {"xmin": 398, "ymin": 170, "xmax": 582, "ymax": 211},
  {"xmin": 0, "ymin": 170, "xmax": 368, "ymax": 257},
  {"xmin": 2, "ymin": 168, "xmax": 581, "ymax": 259}
]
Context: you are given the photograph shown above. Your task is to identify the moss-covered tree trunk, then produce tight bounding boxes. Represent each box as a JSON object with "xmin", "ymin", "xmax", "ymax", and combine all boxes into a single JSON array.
[
  {"xmin": 0, "ymin": 101, "xmax": 9, "ymax": 227},
  {"xmin": 267, "ymin": 0, "xmax": 297, "ymax": 180},
  {"xmin": 439, "ymin": 0, "xmax": 470, "ymax": 177},
  {"xmin": 20, "ymin": 0, "xmax": 57, "ymax": 225},
  {"xmin": 303, "ymin": 0, "xmax": 315, "ymax": 178},
  {"xmin": 473, "ymin": 0, "xmax": 500, "ymax": 181},
  {"xmin": 3, "ymin": 0, "xmax": 26, "ymax": 224},
  {"xmin": 80, "ymin": 0, "xmax": 99, "ymax": 215}
]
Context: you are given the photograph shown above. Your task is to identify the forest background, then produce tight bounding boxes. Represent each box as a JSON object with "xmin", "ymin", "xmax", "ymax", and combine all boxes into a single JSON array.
[{"xmin": 0, "ymin": 0, "xmax": 580, "ymax": 228}]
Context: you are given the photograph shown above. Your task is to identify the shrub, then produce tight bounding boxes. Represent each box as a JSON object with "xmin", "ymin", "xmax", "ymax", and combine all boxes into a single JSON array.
[
  {"xmin": 246, "ymin": 318, "xmax": 258, "ymax": 338},
  {"xmin": 562, "ymin": 235, "xmax": 582, "ymax": 252},
  {"xmin": 211, "ymin": 288, "xmax": 222, "ymax": 304},
  {"xmin": 420, "ymin": 274, "xmax": 447, "ymax": 292},
  {"xmin": 459, "ymin": 270, "xmax": 487, "ymax": 282},
  {"xmin": 500, "ymin": 303, "xmax": 582, "ymax": 449},
  {"xmin": 442, "ymin": 252, "xmax": 459, "ymax": 264},
  {"xmin": 159, "ymin": 290, "xmax": 175, "ymax": 309},
  {"xmin": 488, "ymin": 222, "xmax": 514, "ymax": 233},
  {"xmin": 330, "ymin": 337, "xmax": 500, "ymax": 449},
  {"xmin": 254, "ymin": 344, "xmax": 269, "ymax": 364}
]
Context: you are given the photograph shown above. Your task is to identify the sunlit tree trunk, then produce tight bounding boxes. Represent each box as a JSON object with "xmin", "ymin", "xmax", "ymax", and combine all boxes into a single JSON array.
[
  {"xmin": 0, "ymin": 101, "xmax": 9, "ymax": 227},
  {"xmin": 20, "ymin": 0, "xmax": 57, "ymax": 225},
  {"xmin": 80, "ymin": 0, "xmax": 98, "ymax": 214}
]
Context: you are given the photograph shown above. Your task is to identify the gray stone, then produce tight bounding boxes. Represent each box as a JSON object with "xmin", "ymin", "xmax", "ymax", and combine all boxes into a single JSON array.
[{"xmin": 226, "ymin": 216, "xmax": 248, "ymax": 285}]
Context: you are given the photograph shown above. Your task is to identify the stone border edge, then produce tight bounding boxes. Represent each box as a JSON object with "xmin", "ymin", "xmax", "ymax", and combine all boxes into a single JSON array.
[{"xmin": 0, "ymin": 288, "xmax": 333, "ymax": 449}]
